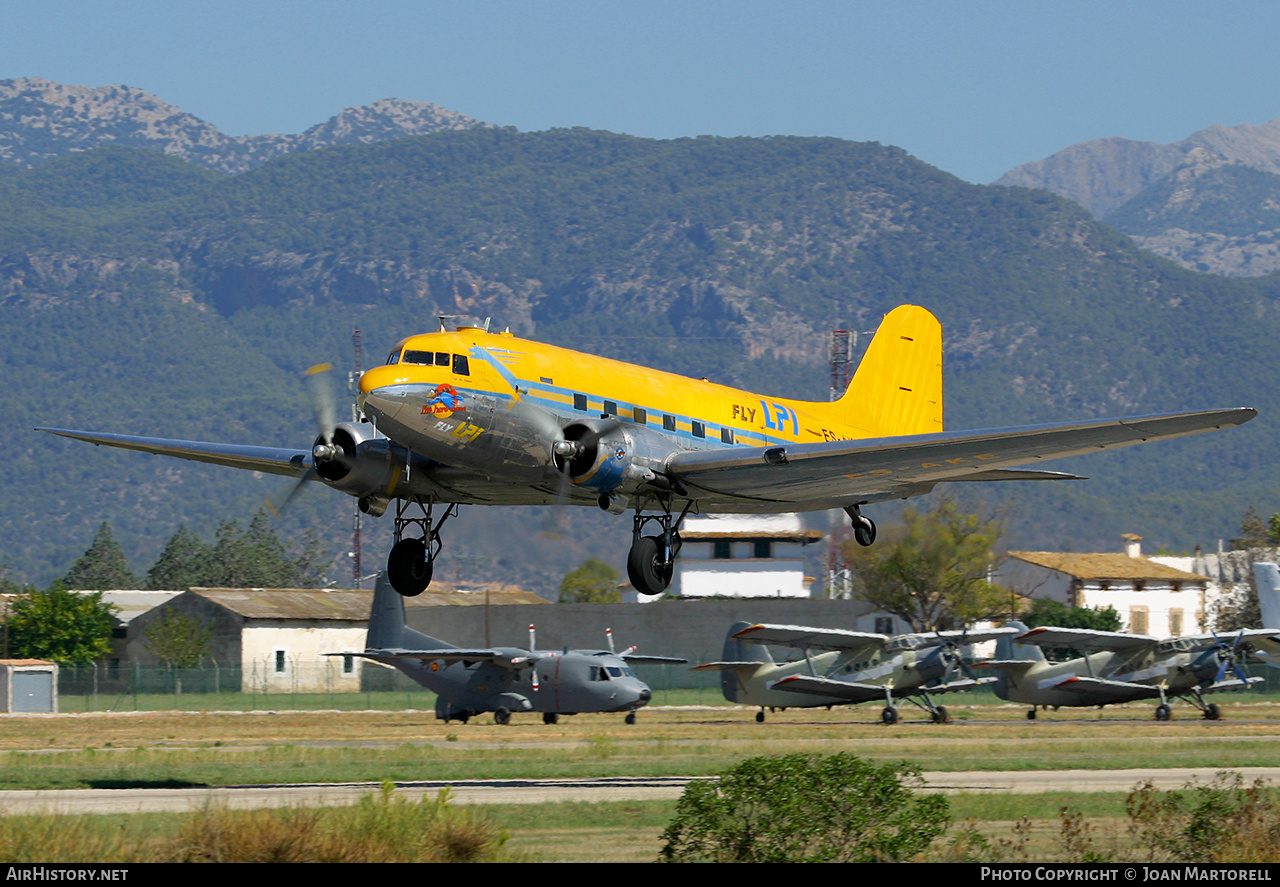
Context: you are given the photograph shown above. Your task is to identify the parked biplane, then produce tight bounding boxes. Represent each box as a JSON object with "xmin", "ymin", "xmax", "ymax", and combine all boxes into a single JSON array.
[
  {"xmin": 695, "ymin": 621, "xmax": 1017, "ymax": 724},
  {"xmin": 347, "ymin": 571, "xmax": 685, "ymax": 725},
  {"xmin": 982, "ymin": 621, "xmax": 1278, "ymax": 720},
  {"xmin": 38, "ymin": 305, "xmax": 1255, "ymax": 598}
]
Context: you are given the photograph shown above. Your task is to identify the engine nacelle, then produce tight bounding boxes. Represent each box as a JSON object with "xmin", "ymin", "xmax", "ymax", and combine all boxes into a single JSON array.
[
  {"xmin": 312, "ymin": 421, "xmax": 419, "ymax": 501},
  {"xmin": 556, "ymin": 419, "xmax": 683, "ymax": 495}
]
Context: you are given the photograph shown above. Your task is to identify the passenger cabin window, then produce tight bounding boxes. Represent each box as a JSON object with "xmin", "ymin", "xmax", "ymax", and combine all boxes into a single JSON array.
[
  {"xmin": 452, "ymin": 354, "xmax": 470, "ymax": 376},
  {"xmin": 574, "ymin": 393, "xmax": 588, "ymax": 412},
  {"xmin": 721, "ymin": 427, "xmax": 734, "ymax": 444},
  {"xmin": 692, "ymin": 421, "xmax": 705, "ymax": 439},
  {"xmin": 603, "ymin": 400, "xmax": 617, "ymax": 417},
  {"xmin": 663, "ymin": 414, "xmax": 676, "ymax": 432},
  {"xmin": 633, "ymin": 407, "xmax": 647, "ymax": 425}
]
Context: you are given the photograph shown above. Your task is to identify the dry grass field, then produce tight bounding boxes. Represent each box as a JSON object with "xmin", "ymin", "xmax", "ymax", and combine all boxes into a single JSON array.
[{"xmin": 2, "ymin": 699, "xmax": 1280, "ymax": 862}]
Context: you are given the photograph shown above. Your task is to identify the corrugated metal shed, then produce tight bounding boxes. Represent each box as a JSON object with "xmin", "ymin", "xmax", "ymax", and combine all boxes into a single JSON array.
[{"xmin": 189, "ymin": 584, "xmax": 547, "ymax": 621}]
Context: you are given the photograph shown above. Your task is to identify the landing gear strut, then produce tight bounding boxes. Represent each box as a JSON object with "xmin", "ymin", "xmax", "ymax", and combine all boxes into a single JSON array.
[
  {"xmin": 627, "ymin": 501, "xmax": 693, "ymax": 597},
  {"xmin": 387, "ymin": 498, "xmax": 458, "ymax": 597},
  {"xmin": 844, "ymin": 505, "xmax": 877, "ymax": 547}
]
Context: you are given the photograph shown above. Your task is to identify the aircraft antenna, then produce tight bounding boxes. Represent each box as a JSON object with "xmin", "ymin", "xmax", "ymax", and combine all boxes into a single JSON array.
[
  {"xmin": 351, "ymin": 328, "xmax": 364, "ymax": 588},
  {"xmin": 826, "ymin": 330, "xmax": 854, "ymax": 600}
]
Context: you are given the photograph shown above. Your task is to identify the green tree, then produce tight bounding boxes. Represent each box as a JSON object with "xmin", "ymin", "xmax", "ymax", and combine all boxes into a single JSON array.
[
  {"xmin": 558, "ymin": 558, "xmax": 622, "ymax": 603},
  {"xmin": 659, "ymin": 753, "xmax": 950, "ymax": 863},
  {"xmin": 845, "ymin": 500, "xmax": 1006, "ymax": 632},
  {"xmin": 142, "ymin": 609, "xmax": 213, "ymax": 668},
  {"xmin": 63, "ymin": 521, "xmax": 135, "ymax": 590},
  {"xmin": 7, "ymin": 585, "xmax": 115, "ymax": 663},
  {"xmin": 1023, "ymin": 599, "xmax": 1122, "ymax": 632},
  {"xmin": 162, "ymin": 511, "xmax": 323, "ymax": 589},
  {"xmin": 144, "ymin": 524, "xmax": 206, "ymax": 590}
]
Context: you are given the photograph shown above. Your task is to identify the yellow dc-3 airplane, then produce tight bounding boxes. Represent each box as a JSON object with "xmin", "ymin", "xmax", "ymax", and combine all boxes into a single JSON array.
[{"xmin": 39, "ymin": 305, "xmax": 1256, "ymax": 597}]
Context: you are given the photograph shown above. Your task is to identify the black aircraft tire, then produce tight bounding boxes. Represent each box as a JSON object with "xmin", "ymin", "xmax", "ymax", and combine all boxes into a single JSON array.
[
  {"xmin": 627, "ymin": 536, "xmax": 673, "ymax": 597},
  {"xmin": 542, "ymin": 712, "xmax": 558, "ymax": 725},
  {"xmin": 494, "ymin": 707, "xmax": 511, "ymax": 726},
  {"xmin": 1204, "ymin": 703, "xmax": 1221, "ymax": 721},
  {"xmin": 854, "ymin": 518, "xmax": 877, "ymax": 547},
  {"xmin": 881, "ymin": 705, "xmax": 899, "ymax": 725},
  {"xmin": 1155, "ymin": 704, "xmax": 1172, "ymax": 722},
  {"xmin": 387, "ymin": 537, "xmax": 433, "ymax": 597}
]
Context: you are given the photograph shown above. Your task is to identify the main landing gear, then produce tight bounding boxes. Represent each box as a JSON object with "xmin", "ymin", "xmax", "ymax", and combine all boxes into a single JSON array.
[
  {"xmin": 387, "ymin": 498, "xmax": 459, "ymax": 597},
  {"xmin": 627, "ymin": 502, "xmax": 694, "ymax": 597},
  {"xmin": 844, "ymin": 505, "xmax": 877, "ymax": 547}
]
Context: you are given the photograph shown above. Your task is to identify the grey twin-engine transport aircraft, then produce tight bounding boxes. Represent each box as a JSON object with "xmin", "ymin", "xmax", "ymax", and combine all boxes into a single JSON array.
[
  {"xmin": 348, "ymin": 571, "xmax": 686, "ymax": 725},
  {"xmin": 981, "ymin": 621, "xmax": 1280, "ymax": 720},
  {"xmin": 695, "ymin": 621, "xmax": 1018, "ymax": 724}
]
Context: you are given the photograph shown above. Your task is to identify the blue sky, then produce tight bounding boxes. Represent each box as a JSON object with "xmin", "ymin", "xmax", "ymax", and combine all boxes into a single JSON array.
[{"xmin": 4, "ymin": 1, "xmax": 1280, "ymax": 183}]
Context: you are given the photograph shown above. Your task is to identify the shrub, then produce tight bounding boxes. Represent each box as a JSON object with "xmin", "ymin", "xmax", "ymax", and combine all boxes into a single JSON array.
[{"xmin": 658, "ymin": 752, "xmax": 950, "ymax": 863}]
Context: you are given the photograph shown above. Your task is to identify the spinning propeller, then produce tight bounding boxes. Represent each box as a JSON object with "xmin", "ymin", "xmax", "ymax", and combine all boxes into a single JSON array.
[
  {"xmin": 268, "ymin": 362, "xmax": 343, "ymax": 516},
  {"xmin": 1210, "ymin": 630, "xmax": 1251, "ymax": 685}
]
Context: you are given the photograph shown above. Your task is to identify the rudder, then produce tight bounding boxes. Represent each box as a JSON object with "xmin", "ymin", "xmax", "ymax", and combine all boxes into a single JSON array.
[{"xmin": 839, "ymin": 305, "xmax": 943, "ymax": 436}]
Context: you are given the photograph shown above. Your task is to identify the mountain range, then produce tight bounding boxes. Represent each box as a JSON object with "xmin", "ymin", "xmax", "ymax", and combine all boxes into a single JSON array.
[
  {"xmin": 994, "ymin": 119, "xmax": 1280, "ymax": 277},
  {"xmin": 2, "ymin": 79, "xmax": 1279, "ymax": 595}
]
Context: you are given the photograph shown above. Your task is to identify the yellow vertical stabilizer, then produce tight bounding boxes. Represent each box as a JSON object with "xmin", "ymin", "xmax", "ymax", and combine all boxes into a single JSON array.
[{"xmin": 838, "ymin": 305, "xmax": 943, "ymax": 437}]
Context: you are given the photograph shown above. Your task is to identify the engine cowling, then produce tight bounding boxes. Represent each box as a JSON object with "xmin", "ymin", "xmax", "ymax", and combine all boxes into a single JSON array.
[
  {"xmin": 311, "ymin": 421, "xmax": 418, "ymax": 507},
  {"xmin": 554, "ymin": 419, "xmax": 683, "ymax": 495}
]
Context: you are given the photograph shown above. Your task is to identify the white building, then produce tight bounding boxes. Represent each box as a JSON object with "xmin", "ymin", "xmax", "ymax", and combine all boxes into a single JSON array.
[
  {"xmin": 1000, "ymin": 534, "xmax": 1220, "ymax": 636},
  {"xmin": 671, "ymin": 514, "xmax": 823, "ymax": 599}
]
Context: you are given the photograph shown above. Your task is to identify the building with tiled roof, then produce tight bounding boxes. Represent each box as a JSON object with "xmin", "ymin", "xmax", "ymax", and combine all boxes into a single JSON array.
[
  {"xmin": 1000, "ymin": 534, "xmax": 1214, "ymax": 636},
  {"xmin": 127, "ymin": 582, "xmax": 546, "ymax": 692}
]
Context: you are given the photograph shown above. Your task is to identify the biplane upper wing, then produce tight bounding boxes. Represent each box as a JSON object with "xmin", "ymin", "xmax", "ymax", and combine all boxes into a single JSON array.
[
  {"xmin": 732, "ymin": 623, "xmax": 888, "ymax": 657},
  {"xmin": 664, "ymin": 408, "xmax": 1255, "ymax": 505},
  {"xmin": 1015, "ymin": 627, "xmax": 1161, "ymax": 652},
  {"xmin": 36, "ymin": 428, "xmax": 310, "ymax": 478}
]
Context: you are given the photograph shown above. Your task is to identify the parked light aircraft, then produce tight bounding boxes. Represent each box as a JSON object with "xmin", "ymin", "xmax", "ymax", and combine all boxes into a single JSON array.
[
  {"xmin": 981, "ymin": 621, "xmax": 1279, "ymax": 720},
  {"xmin": 345, "ymin": 571, "xmax": 685, "ymax": 724},
  {"xmin": 38, "ymin": 305, "xmax": 1256, "ymax": 598},
  {"xmin": 1249, "ymin": 562, "xmax": 1280, "ymax": 668},
  {"xmin": 694, "ymin": 621, "xmax": 1018, "ymax": 724}
]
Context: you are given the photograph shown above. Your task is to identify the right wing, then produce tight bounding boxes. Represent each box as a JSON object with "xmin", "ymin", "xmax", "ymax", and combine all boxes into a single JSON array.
[
  {"xmin": 37, "ymin": 428, "xmax": 310, "ymax": 478},
  {"xmin": 1015, "ymin": 627, "xmax": 1161, "ymax": 653}
]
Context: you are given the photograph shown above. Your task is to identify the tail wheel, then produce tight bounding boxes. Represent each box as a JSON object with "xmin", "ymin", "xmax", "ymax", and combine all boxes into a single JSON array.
[{"xmin": 387, "ymin": 537, "xmax": 433, "ymax": 597}]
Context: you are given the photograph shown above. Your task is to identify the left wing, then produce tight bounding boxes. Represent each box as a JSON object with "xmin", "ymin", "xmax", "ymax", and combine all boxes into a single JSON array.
[
  {"xmin": 621, "ymin": 653, "xmax": 689, "ymax": 665},
  {"xmin": 732, "ymin": 623, "xmax": 888, "ymax": 658},
  {"xmin": 1043, "ymin": 675, "xmax": 1162, "ymax": 704},
  {"xmin": 37, "ymin": 428, "xmax": 310, "ymax": 478},
  {"xmin": 665, "ymin": 408, "xmax": 1255, "ymax": 506},
  {"xmin": 1015, "ymin": 627, "xmax": 1161, "ymax": 653},
  {"xmin": 356, "ymin": 647, "xmax": 538, "ymax": 669}
]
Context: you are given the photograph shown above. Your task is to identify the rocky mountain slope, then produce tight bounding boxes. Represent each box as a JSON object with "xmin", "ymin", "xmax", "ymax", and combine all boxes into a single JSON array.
[
  {"xmin": 994, "ymin": 120, "xmax": 1280, "ymax": 277},
  {"xmin": 0, "ymin": 77, "xmax": 489, "ymax": 172}
]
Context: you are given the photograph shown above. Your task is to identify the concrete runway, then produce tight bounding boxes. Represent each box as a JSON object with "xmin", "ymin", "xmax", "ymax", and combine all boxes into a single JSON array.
[{"xmin": 4, "ymin": 768, "xmax": 1279, "ymax": 815}]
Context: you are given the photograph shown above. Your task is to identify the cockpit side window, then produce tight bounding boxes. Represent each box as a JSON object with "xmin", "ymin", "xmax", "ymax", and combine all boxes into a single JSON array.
[
  {"xmin": 385, "ymin": 350, "xmax": 402, "ymax": 365},
  {"xmin": 435, "ymin": 352, "xmax": 450, "ymax": 366},
  {"xmin": 452, "ymin": 354, "xmax": 470, "ymax": 376},
  {"xmin": 402, "ymin": 350, "xmax": 434, "ymax": 365}
]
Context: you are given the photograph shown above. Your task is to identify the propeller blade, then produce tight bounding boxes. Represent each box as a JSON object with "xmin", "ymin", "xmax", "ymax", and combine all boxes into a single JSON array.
[{"xmin": 305, "ymin": 362, "xmax": 337, "ymax": 444}]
